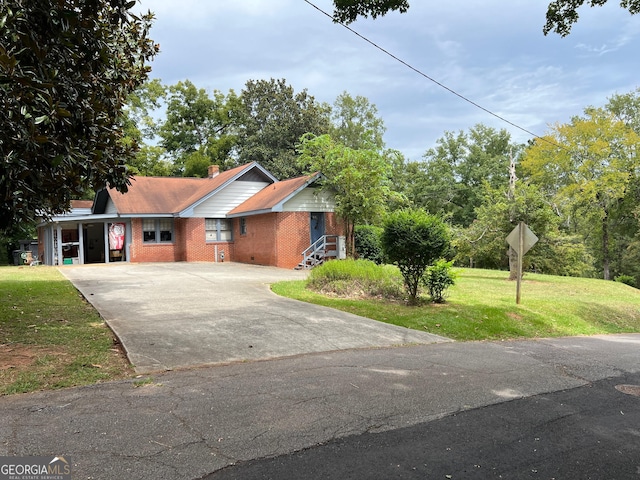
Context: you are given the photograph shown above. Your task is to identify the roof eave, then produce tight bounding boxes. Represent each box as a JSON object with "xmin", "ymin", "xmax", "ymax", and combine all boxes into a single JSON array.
[{"xmin": 226, "ymin": 208, "xmax": 274, "ymax": 218}]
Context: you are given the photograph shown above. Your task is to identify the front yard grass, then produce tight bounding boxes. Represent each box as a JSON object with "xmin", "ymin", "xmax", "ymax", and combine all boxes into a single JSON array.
[
  {"xmin": 272, "ymin": 267, "xmax": 640, "ymax": 341},
  {"xmin": 0, "ymin": 266, "xmax": 133, "ymax": 395}
]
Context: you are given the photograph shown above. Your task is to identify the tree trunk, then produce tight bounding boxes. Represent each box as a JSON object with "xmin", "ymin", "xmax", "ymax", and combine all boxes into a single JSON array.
[
  {"xmin": 602, "ymin": 208, "xmax": 610, "ymax": 280},
  {"xmin": 345, "ymin": 218, "xmax": 355, "ymax": 258}
]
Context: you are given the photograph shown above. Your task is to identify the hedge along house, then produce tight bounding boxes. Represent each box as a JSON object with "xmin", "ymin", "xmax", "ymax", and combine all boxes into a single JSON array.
[{"xmin": 37, "ymin": 162, "xmax": 345, "ymax": 269}]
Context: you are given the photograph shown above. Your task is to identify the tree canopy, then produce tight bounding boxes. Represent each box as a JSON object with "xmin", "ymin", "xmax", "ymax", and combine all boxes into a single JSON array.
[
  {"xmin": 331, "ymin": 0, "xmax": 639, "ymax": 35},
  {"xmin": 298, "ymin": 133, "xmax": 392, "ymax": 255},
  {"xmin": 332, "ymin": 0, "xmax": 410, "ymax": 24},
  {"xmin": 159, "ymin": 80, "xmax": 241, "ymax": 176},
  {"xmin": 237, "ymin": 78, "xmax": 331, "ymax": 179},
  {"xmin": 544, "ymin": 0, "xmax": 640, "ymax": 36},
  {"xmin": 407, "ymin": 125, "xmax": 518, "ymax": 227},
  {"xmin": 330, "ymin": 91, "xmax": 386, "ymax": 150},
  {"xmin": 521, "ymin": 105, "xmax": 640, "ymax": 280},
  {"xmin": 0, "ymin": 0, "xmax": 158, "ymax": 231}
]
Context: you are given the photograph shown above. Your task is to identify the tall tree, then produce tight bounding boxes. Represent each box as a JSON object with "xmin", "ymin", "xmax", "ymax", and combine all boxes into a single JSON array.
[
  {"xmin": 159, "ymin": 80, "xmax": 241, "ymax": 176},
  {"xmin": 121, "ymin": 79, "xmax": 175, "ymax": 176},
  {"xmin": 454, "ymin": 181, "xmax": 565, "ymax": 275},
  {"xmin": 298, "ymin": 134, "xmax": 392, "ymax": 255},
  {"xmin": 522, "ymin": 107, "xmax": 640, "ymax": 280},
  {"xmin": 330, "ymin": 92, "xmax": 386, "ymax": 150},
  {"xmin": 237, "ymin": 78, "xmax": 331, "ymax": 179},
  {"xmin": 606, "ymin": 87, "xmax": 640, "ymax": 134},
  {"xmin": 409, "ymin": 124, "xmax": 517, "ymax": 227},
  {"xmin": 0, "ymin": 0, "xmax": 158, "ymax": 231}
]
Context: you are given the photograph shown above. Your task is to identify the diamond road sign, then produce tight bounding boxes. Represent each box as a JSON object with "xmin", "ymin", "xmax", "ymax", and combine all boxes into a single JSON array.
[{"xmin": 506, "ymin": 223, "xmax": 538, "ymax": 256}]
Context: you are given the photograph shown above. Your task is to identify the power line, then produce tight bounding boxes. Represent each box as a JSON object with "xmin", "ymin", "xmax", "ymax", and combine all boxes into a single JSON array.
[{"xmin": 304, "ymin": 0, "xmax": 557, "ymax": 146}]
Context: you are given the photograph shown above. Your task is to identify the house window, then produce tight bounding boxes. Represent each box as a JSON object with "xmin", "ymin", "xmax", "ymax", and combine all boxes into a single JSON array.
[
  {"xmin": 143, "ymin": 219, "xmax": 173, "ymax": 243},
  {"xmin": 240, "ymin": 217, "xmax": 247, "ymax": 235},
  {"xmin": 205, "ymin": 219, "xmax": 233, "ymax": 242},
  {"xmin": 143, "ymin": 219, "xmax": 156, "ymax": 242}
]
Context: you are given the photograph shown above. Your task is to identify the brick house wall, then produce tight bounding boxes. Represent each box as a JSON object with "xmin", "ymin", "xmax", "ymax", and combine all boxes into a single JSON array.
[
  {"xmin": 233, "ymin": 213, "xmax": 278, "ymax": 266},
  {"xmin": 234, "ymin": 211, "xmax": 343, "ymax": 269},
  {"xmin": 129, "ymin": 218, "xmax": 235, "ymax": 263},
  {"xmin": 129, "ymin": 218, "xmax": 178, "ymax": 263},
  {"xmin": 176, "ymin": 218, "xmax": 234, "ymax": 262}
]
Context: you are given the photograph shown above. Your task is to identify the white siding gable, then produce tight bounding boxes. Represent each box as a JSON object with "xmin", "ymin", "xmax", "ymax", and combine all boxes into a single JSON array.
[
  {"xmin": 193, "ymin": 181, "xmax": 270, "ymax": 217},
  {"xmin": 105, "ymin": 197, "xmax": 117, "ymax": 215},
  {"xmin": 282, "ymin": 188, "xmax": 335, "ymax": 212}
]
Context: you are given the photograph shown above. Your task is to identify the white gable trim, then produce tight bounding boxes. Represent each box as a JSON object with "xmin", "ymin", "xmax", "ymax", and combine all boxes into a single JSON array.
[
  {"xmin": 226, "ymin": 173, "xmax": 328, "ymax": 218},
  {"xmin": 179, "ymin": 162, "xmax": 277, "ymax": 218}
]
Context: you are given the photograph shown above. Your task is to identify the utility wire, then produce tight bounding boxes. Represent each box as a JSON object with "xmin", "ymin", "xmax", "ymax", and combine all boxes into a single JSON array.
[{"xmin": 304, "ymin": 0, "xmax": 561, "ymax": 148}]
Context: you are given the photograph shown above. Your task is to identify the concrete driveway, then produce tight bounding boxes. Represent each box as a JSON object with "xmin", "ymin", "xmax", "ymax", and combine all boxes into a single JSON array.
[{"xmin": 60, "ymin": 262, "xmax": 450, "ymax": 373}]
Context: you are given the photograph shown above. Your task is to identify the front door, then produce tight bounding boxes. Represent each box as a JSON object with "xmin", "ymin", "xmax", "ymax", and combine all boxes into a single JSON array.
[{"xmin": 310, "ymin": 212, "xmax": 325, "ymax": 245}]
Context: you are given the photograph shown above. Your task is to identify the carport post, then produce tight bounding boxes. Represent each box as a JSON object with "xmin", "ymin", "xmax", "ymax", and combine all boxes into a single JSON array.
[
  {"xmin": 78, "ymin": 222, "xmax": 85, "ymax": 265},
  {"xmin": 56, "ymin": 223, "xmax": 63, "ymax": 266},
  {"xmin": 103, "ymin": 222, "xmax": 110, "ymax": 263}
]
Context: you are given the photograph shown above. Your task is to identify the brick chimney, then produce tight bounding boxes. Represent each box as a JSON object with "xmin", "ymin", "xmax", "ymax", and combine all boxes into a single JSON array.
[{"xmin": 208, "ymin": 165, "xmax": 220, "ymax": 178}]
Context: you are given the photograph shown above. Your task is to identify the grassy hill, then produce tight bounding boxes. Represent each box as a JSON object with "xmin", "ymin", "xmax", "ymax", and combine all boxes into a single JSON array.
[{"xmin": 272, "ymin": 267, "xmax": 640, "ymax": 341}]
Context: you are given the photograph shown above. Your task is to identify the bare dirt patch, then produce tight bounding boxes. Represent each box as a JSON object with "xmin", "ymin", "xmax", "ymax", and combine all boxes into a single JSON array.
[{"xmin": 0, "ymin": 344, "xmax": 68, "ymax": 370}]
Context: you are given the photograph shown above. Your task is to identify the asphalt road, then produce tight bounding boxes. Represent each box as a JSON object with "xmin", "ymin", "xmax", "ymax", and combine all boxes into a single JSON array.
[
  {"xmin": 1, "ymin": 335, "xmax": 639, "ymax": 480},
  {"xmin": 209, "ymin": 372, "xmax": 640, "ymax": 480}
]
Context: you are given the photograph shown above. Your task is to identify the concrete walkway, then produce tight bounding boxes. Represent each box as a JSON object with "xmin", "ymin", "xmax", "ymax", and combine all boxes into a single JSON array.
[{"xmin": 59, "ymin": 262, "xmax": 450, "ymax": 373}]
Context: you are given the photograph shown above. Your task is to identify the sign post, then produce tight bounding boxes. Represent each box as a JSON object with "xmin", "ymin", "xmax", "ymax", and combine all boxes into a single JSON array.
[{"xmin": 506, "ymin": 222, "xmax": 538, "ymax": 304}]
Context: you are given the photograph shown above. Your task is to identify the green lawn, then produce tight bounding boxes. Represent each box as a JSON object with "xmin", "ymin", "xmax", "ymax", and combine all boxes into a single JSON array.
[
  {"xmin": 272, "ymin": 268, "xmax": 640, "ymax": 341},
  {"xmin": 0, "ymin": 266, "xmax": 133, "ymax": 395}
]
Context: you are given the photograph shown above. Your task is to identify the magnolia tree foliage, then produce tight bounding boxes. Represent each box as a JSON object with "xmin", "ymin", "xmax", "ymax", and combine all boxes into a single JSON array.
[
  {"xmin": 0, "ymin": 0, "xmax": 158, "ymax": 231},
  {"xmin": 381, "ymin": 209, "xmax": 451, "ymax": 304},
  {"xmin": 332, "ymin": 0, "xmax": 640, "ymax": 35}
]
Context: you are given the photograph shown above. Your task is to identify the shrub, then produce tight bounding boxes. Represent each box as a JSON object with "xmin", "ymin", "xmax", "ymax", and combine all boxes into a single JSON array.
[
  {"xmin": 382, "ymin": 209, "xmax": 451, "ymax": 304},
  {"xmin": 307, "ymin": 259, "xmax": 403, "ymax": 299},
  {"xmin": 614, "ymin": 274, "xmax": 636, "ymax": 287},
  {"xmin": 354, "ymin": 225, "xmax": 384, "ymax": 264},
  {"xmin": 423, "ymin": 259, "xmax": 457, "ymax": 303}
]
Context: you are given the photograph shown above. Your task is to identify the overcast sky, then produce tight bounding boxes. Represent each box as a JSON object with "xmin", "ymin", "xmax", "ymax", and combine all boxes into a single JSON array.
[{"xmin": 135, "ymin": 0, "xmax": 639, "ymax": 161}]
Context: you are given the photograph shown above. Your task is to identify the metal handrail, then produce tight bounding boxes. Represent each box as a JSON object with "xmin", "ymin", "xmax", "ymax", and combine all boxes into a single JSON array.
[{"xmin": 299, "ymin": 235, "xmax": 338, "ymax": 269}]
